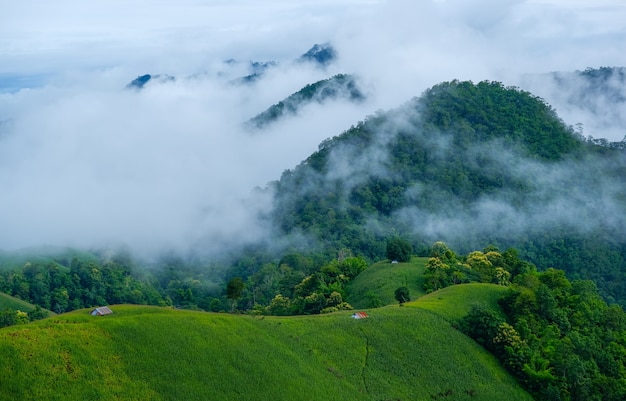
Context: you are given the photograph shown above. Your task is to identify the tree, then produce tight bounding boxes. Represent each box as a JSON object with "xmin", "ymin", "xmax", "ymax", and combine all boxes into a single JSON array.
[
  {"xmin": 267, "ymin": 295, "xmax": 292, "ymax": 316},
  {"xmin": 226, "ymin": 277, "xmax": 244, "ymax": 312},
  {"xmin": 431, "ymin": 241, "xmax": 456, "ymax": 261},
  {"xmin": 0, "ymin": 308, "xmax": 19, "ymax": 328},
  {"xmin": 386, "ymin": 237, "xmax": 412, "ymax": 262},
  {"xmin": 28, "ymin": 306, "xmax": 48, "ymax": 321},
  {"xmin": 466, "ymin": 251, "xmax": 495, "ymax": 282},
  {"xmin": 51, "ymin": 287, "xmax": 69, "ymax": 314},
  {"xmin": 394, "ymin": 286, "xmax": 410, "ymax": 305},
  {"xmin": 337, "ymin": 257, "xmax": 368, "ymax": 279},
  {"xmin": 459, "ymin": 305, "xmax": 504, "ymax": 351}
]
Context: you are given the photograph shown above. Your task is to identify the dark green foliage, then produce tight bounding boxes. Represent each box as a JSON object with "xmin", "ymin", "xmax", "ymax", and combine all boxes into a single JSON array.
[
  {"xmin": 221, "ymin": 251, "xmax": 366, "ymax": 316},
  {"xmin": 226, "ymin": 277, "xmax": 244, "ymax": 300},
  {"xmin": 247, "ymin": 74, "xmax": 365, "ymax": 128},
  {"xmin": 273, "ymin": 256, "xmax": 368, "ymax": 315},
  {"xmin": 0, "ymin": 251, "xmax": 167, "ymax": 313},
  {"xmin": 27, "ymin": 306, "xmax": 48, "ymax": 321},
  {"xmin": 419, "ymin": 80, "xmax": 582, "ymax": 160},
  {"xmin": 226, "ymin": 277, "xmax": 245, "ymax": 312},
  {"xmin": 0, "ymin": 306, "xmax": 39, "ymax": 328},
  {"xmin": 423, "ymin": 243, "xmax": 524, "ymax": 293},
  {"xmin": 386, "ymin": 237, "xmax": 412, "ymax": 262},
  {"xmin": 394, "ymin": 286, "xmax": 410, "ymax": 304},
  {"xmin": 0, "ymin": 308, "xmax": 22, "ymax": 328},
  {"xmin": 268, "ymin": 79, "xmax": 626, "ymax": 306},
  {"xmin": 459, "ymin": 305, "xmax": 504, "ymax": 351},
  {"xmin": 459, "ymin": 262, "xmax": 626, "ymax": 401}
]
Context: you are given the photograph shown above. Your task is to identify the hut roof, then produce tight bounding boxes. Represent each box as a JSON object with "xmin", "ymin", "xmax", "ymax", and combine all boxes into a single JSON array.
[
  {"xmin": 91, "ymin": 306, "xmax": 113, "ymax": 316},
  {"xmin": 351, "ymin": 311, "xmax": 369, "ymax": 319}
]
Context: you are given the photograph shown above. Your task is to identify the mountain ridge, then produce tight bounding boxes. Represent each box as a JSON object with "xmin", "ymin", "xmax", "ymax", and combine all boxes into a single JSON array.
[
  {"xmin": 267, "ymin": 79, "xmax": 626, "ymax": 305},
  {"xmin": 245, "ymin": 73, "xmax": 365, "ymax": 129}
]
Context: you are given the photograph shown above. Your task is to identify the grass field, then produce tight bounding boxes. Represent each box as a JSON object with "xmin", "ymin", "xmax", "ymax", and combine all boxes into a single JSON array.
[
  {"xmin": 0, "ymin": 292, "xmax": 54, "ymax": 316},
  {"xmin": 0, "ymin": 255, "xmax": 532, "ymax": 400},
  {"xmin": 410, "ymin": 283, "xmax": 510, "ymax": 322},
  {"xmin": 0, "ymin": 304, "xmax": 532, "ymax": 401},
  {"xmin": 346, "ymin": 257, "xmax": 427, "ymax": 308}
]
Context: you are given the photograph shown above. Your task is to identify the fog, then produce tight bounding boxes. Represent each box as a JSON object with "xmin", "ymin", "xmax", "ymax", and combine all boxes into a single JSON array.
[{"xmin": 1, "ymin": 0, "xmax": 625, "ymax": 256}]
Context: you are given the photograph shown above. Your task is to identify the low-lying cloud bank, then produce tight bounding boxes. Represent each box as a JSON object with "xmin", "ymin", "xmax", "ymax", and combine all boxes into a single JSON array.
[{"xmin": 0, "ymin": 0, "xmax": 625, "ymax": 256}]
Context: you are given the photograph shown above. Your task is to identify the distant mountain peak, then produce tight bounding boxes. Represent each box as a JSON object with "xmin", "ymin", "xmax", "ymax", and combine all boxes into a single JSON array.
[
  {"xmin": 297, "ymin": 43, "xmax": 337, "ymax": 67},
  {"xmin": 124, "ymin": 43, "xmax": 337, "ymax": 89},
  {"xmin": 125, "ymin": 74, "xmax": 175, "ymax": 90},
  {"xmin": 246, "ymin": 74, "xmax": 365, "ymax": 129}
]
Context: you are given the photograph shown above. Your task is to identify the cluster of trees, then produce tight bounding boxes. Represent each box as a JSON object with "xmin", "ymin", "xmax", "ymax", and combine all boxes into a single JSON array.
[
  {"xmin": 386, "ymin": 237, "xmax": 412, "ymax": 262},
  {"xmin": 230, "ymin": 254, "xmax": 367, "ymax": 316},
  {"xmin": 460, "ymin": 267, "xmax": 626, "ymax": 400},
  {"xmin": 423, "ymin": 242, "xmax": 534, "ymax": 292},
  {"xmin": 419, "ymin": 241, "xmax": 626, "ymax": 400},
  {"xmin": 0, "ymin": 306, "xmax": 48, "ymax": 328},
  {"xmin": 0, "ymin": 257, "xmax": 166, "ymax": 314},
  {"xmin": 0, "ymin": 247, "xmax": 369, "ymax": 318},
  {"xmin": 222, "ymin": 238, "xmax": 412, "ymax": 315}
]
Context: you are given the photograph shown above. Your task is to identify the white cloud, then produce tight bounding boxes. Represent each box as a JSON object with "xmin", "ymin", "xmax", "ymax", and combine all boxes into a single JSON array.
[{"xmin": 0, "ymin": 0, "xmax": 625, "ymax": 254}]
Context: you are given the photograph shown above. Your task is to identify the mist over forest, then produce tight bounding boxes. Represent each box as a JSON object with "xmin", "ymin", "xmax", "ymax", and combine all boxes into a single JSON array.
[
  {"xmin": 0, "ymin": 0, "xmax": 625, "ymax": 259},
  {"xmin": 3, "ymin": 4, "xmax": 626, "ymax": 401}
]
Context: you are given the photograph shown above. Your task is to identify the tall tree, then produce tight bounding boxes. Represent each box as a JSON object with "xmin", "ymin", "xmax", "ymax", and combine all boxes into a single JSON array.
[
  {"xmin": 386, "ymin": 237, "xmax": 412, "ymax": 262},
  {"xmin": 226, "ymin": 277, "xmax": 244, "ymax": 312}
]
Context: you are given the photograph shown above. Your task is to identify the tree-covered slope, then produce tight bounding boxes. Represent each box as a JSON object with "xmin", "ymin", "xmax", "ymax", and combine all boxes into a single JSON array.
[
  {"xmin": 0, "ymin": 304, "xmax": 532, "ymax": 401},
  {"xmin": 0, "ymin": 248, "xmax": 166, "ymax": 315},
  {"xmin": 246, "ymin": 74, "xmax": 365, "ymax": 129},
  {"xmin": 269, "ymin": 80, "xmax": 626, "ymax": 305}
]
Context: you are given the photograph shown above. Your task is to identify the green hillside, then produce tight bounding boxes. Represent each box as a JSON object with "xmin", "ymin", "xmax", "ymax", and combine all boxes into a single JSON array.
[
  {"xmin": 411, "ymin": 283, "xmax": 509, "ymax": 322},
  {"xmin": 269, "ymin": 79, "xmax": 626, "ymax": 306},
  {"xmin": 0, "ymin": 305, "xmax": 532, "ymax": 401},
  {"xmin": 0, "ymin": 292, "xmax": 53, "ymax": 316},
  {"xmin": 346, "ymin": 257, "xmax": 427, "ymax": 308},
  {"xmin": 246, "ymin": 73, "xmax": 365, "ymax": 129}
]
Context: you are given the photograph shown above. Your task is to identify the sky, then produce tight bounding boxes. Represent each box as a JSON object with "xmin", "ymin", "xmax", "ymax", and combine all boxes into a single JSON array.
[{"xmin": 0, "ymin": 0, "xmax": 625, "ymax": 256}]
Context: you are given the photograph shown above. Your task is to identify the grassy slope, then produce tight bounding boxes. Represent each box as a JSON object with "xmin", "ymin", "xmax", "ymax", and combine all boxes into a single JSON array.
[
  {"xmin": 0, "ymin": 304, "xmax": 532, "ymax": 401},
  {"xmin": 0, "ymin": 292, "xmax": 54, "ymax": 316},
  {"xmin": 346, "ymin": 257, "xmax": 427, "ymax": 308},
  {"xmin": 411, "ymin": 283, "xmax": 510, "ymax": 322},
  {"xmin": 0, "ymin": 292, "xmax": 39, "ymax": 312}
]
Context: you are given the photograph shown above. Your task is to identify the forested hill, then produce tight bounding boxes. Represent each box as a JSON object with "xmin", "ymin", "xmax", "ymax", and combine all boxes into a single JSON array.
[
  {"xmin": 246, "ymin": 74, "xmax": 365, "ymax": 129},
  {"xmin": 269, "ymin": 80, "xmax": 626, "ymax": 305}
]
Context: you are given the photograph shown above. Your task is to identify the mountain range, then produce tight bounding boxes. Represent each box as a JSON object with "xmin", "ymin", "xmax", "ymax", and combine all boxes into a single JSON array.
[{"xmin": 261, "ymin": 77, "xmax": 626, "ymax": 306}]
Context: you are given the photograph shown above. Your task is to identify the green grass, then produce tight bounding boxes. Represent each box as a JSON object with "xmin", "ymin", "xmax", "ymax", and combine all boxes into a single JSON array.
[
  {"xmin": 0, "ymin": 292, "xmax": 37, "ymax": 312},
  {"xmin": 0, "ymin": 292, "xmax": 54, "ymax": 316},
  {"xmin": 0, "ymin": 304, "xmax": 532, "ymax": 401},
  {"xmin": 0, "ymin": 259, "xmax": 529, "ymax": 400},
  {"xmin": 410, "ymin": 283, "xmax": 510, "ymax": 322},
  {"xmin": 346, "ymin": 257, "xmax": 427, "ymax": 308}
]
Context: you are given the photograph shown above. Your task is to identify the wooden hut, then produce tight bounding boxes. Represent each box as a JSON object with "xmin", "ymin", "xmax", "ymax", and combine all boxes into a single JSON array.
[{"xmin": 90, "ymin": 306, "xmax": 113, "ymax": 316}]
